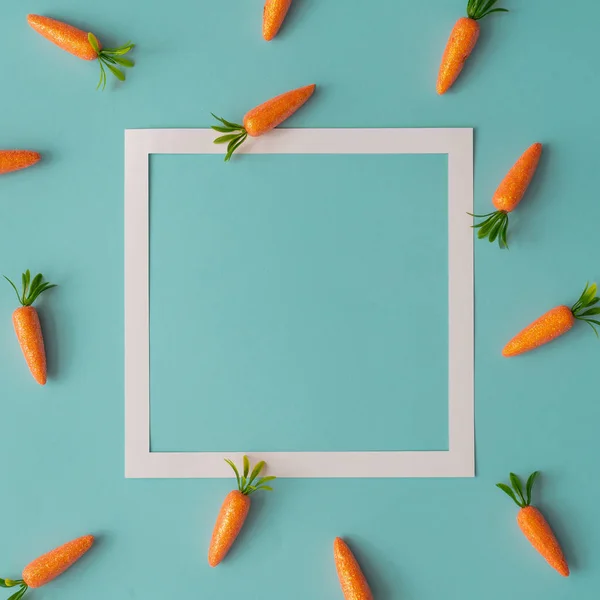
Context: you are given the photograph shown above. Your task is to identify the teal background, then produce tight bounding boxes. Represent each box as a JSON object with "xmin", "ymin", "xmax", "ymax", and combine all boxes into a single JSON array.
[
  {"xmin": 149, "ymin": 154, "xmax": 448, "ymax": 452},
  {"xmin": 0, "ymin": 0, "xmax": 598, "ymax": 599}
]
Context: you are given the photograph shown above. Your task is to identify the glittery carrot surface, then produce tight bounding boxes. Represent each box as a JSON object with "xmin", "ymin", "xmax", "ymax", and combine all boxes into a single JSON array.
[
  {"xmin": 0, "ymin": 535, "xmax": 94, "ymax": 598},
  {"xmin": 27, "ymin": 14, "xmax": 135, "ymax": 90},
  {"xmin": 472, "ymin": 143, "xmax": 543, "ymax": 248},
  {"xmin": 493, "ymin": 143, "xmax": 543, "ymax": 212},
  {"xmin": 497, "ymin": 472, "xmax": 569, "ymax": 577},
  {"xmin": 208, "ymin": 490, "xmax": 251, "ymax": 567},
  {"xmin": 212, "ymin": 84, "xmax": 316, "ymax": 161},
  {"xmin": 263, "ymin": 0, "xmax": 293, "ymax": 41},
  {"xmin": 208, "ymin": 456, "xmax": 276, "ymax": 566},
  {"xmin": 27, "ymin": 14, "xmax": 99, "ymax": 60},
  {"xmin": 12, "ymin": 307, "xmax": 47, "ymax": 385},
  {"xmin": 503, "ymin": 282, "xmax": 600, "ymax": 357},
  {"xmin": 0, "ymin": 150, "xmax": 41, "ymax": 175},
  {"xmin": 333, "ymin": 538, "xmax": 373, "ymax": 600},
  {"xmin": 436, "ymin": 0, "xmax": 508, "ymax": 95},
  {"xmin": 437, "ymin": 17, "xmax": 480, "ymax": 95},
  {"xmin": 4, "ymin": 270, "xmax": 56, "ymax": 385}
]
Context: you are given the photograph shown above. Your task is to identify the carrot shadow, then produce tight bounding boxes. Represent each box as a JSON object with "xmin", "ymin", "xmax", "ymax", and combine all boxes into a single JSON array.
[
  {"xmin": 275, "ymin": 0, "xmax": 313, "ymax": 41},
  {"xmin": 509, "ymin": 144, "xmax": 551, "ymax": 242},
  {"xmin": 536, "ymin": 501, "xmax": 580, "ymax": 572},
  {"xmin": 37, "ymin": 303, "xmax": 60, "ymax": 381},
  {"xmin": 534, "ymin": 472, "xmax": 580, "ymax": 572},
  {"xmin": 342, "ymin": 537, "xmax": 396, "ymax": 600},
  {"xmin": 59, "ymin": 533, "xmax": 105, "ymax": 582},
  {"xmin": 37, "ymin": 150, "xmax": 54, "ymax": 170}
]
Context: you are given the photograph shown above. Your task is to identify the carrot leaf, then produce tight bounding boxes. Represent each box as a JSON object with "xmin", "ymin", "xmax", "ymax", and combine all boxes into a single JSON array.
[
  {"xmin": 582, "ymin": 319, "xmax": 600, "ymax": 338},
  {"xmin": 509, "ymin": 473, "xmax": 526, "ymax": 505},
  {"xmin": 499, "ymin": 219, "xmax": 509, "ymax": 249},
  {"xmin": 211, "ymin": 114, "xmax": 249, "ymax": 161},
  {"xmin": 225, "ymin": 457, "xmax": 275, "ymax": 494},
  {"xmin": 224, "ymin": 133, "xmax": 248, "ymax": 162},
  {"xmin": 92, "ymin": 36, "xmax": 135, "ymax": 91},
  {"xmin": 4, "ymin": 271, "xmax": 56, "ymax": 307},
  {"xmin": 88, "ymin": 32, "xmax": 100, "ymax": 53},
  {"xmin": 477, "ymin": 214, "xmax": 501, "ymax": 239},
  {"xmin": 112, "ymin": 56, "xmax": 135, "ymax": 68},
  {"xmin": 471, "ymin": 210, "xmax": 509, "ymax": 249},
  {"xmin": 22, "ymin": 270, "xmax": 30, "ymax": 302},
  {"xmin": 525, "ymin": 471, "xmax": 539, "ymax": 506},
  {"xmin": 4, "ymin": 276, "xmax": 22, "ymax": 304},
  {"xmin": 97, "ymin": 61, "xmax": 107, "ymax": 91},
  {"xmin": 29, "ymin": 273, "xmax": 43, "ymax": 294},
  {"xmin": 467, "ymin": 0, "xmax": 508, "ymax": 20},
  {"xmin": 487, "ymin": 218, "xmax": 504, "ymax": 244},
  {"xmin": 247, "ymin": 461, "xmax": 266, "ymax": 486},
  {"xmin": 106, "ymin": 63, "xmax": 126, "ymax": 82},
  {"xmin": 254, "ymin": 476, "xmax": 276, "ymax": 487},
  {"xmin": 212, "ymin": 125, "xmax": 237, "ymax": 133},
  {"xmin": 225, "ymin": 459, "xmax": 241, "ymax": 490},
  {"xmin": 0, "ymin": 580, "xmax": 23, "ymax": 588},
  {"xmin": 496, "ymin": 483, "xmax": 523, "ymax": 508},
  {"xmin": 6, "ymin": 584, "xmax": 28, "ymax": 600},
  {"xmin": 211, "ymin": 114, "xmax": 244, "ymax": 130},
  {"xmin": 468, "ymin": 211, "xmax": 497, "ymax": 219},
  {"xmin": 255, "ymin": 485, "xmax": 273, "ymax": 492},
  {"xmin": 214, "ymin": 134, "xmax": 239, "ymax": 144},
  {"xmin": 102, "ymin": 42, "xmax": 135, "ymax": 56},
  {"xmin": 572, "ymin": 282, "xmax": 600, "ymax": 334}
]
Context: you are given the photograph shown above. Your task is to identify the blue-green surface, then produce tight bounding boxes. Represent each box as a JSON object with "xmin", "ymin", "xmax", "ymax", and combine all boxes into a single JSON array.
[
  {"xmin": 150, "ymin": 154, "xmax": 448, "ymax": 452},
  {"xmin": 1, "ymin": 1, "xmax": 599, "ymax": 599}
]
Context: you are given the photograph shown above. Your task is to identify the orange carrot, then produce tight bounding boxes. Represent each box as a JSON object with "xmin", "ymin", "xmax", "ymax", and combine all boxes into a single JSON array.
[
  {"xmin": 27, "ymin": 15, "xmax": 134, "ymax": 90},
  {"xmin": 208, "ymin": 456, "xmax": 276, "ymax": 566},
  {"xmin": 263, "ymin": 0, "xmax": 293, "ymax": 41},
  {"xmin": 212, "ymin": 84, "xmax": 316, "ymax": 161},
  {"xmin": 0, "ymin": 535, "xmax": 94, "ymax": 598},
  {"xmin": 437, "ymin": 0, "xmax": 508, "ymax": 95},
  {"xmin": 497, "ymin": 472, "xmax": 569, "ymax": 577},
  {"xmin": 471, "ymin": 143, "xmax": 542, "ymax": 248},
  {"xmin": 0, "ymin": 151, "xmax": 41, "ymax": 175},
  {"xmin": 4, "ymin": 270, "xmax": 56, "ymax": 385},
  {"xmin": 333, "ymin": 538, "xmax": 373, "ymax": 600},
  {"xmin": 503, "ymin": 282, "xmax": 600, "ymax": 357}
]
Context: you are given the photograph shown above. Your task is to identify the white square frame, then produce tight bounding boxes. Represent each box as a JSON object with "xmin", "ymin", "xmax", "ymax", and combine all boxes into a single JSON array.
[{"xmin": 125, "ymin": 128, "xmax": 474, "ymax": 478}]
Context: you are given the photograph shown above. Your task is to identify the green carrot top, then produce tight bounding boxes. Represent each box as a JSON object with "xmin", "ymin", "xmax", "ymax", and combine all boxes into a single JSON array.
[
  {"xmin": 87, "ymin": 33, "xmax": 135, "ymax": 91},
  {"xmin": 211, "ymin": 114, "xmax": 248, "ymax": 162},
  {"xmin": 0, "ymin": 578, "xmax": 28, "ymax": 600},
  {"xmin": 4, "ymin": 270, "xmax": 56, "ymax": 307},
  {"xmin": 225, "ymin": 456, "xmax": 276, "ymax": 496},
  {"xmin": 497, "ymin": 471, "xmax": 539, "ymax": 508},
  {"xmin": 570, "ymin": 282, "xmax": 600, "ymax": 336},
  {"xmin": 466, "ymin": 0, "xmax": 508, "ymax": 20}
]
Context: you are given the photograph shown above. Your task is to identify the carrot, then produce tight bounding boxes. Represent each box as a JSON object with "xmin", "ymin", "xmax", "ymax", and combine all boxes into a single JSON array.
[
  {"xmin": 0, "ymin": 535, "xmax": 94, "ymax": 599},
  {"xmin": 497, "ymin": 472, "xmax": 569, "ymax": 577},
  {"xmin": 333, "ymin": 538, "xmax": 373, "ymax": 600},
  {"xmin": 4, "ymin": 270, "xmax": 56, "ymax": 385},
  {"xmin": 503, "ymin": 282, "xmax": 600, "ymax": 357},
  {"xmin": 0, "ymin": 151, "xmax": 41, "ymax": 175},
  {"xmin": 263, "ymin": 0, "xmax": 293, "ymax": 41},
  {"xmin": 212, "ymin": 84, "xmax": 316, "ymax": 161},
  {"xmin": 208, "ymin": 456, "xmax": 276, "ymax": 566},
  {"xmin": 27, "ymin": 15, "xmax": 134, "ymax": 90},
  {"xmin": 471, "ymin": 143, "xmax": 542, "ymax": 248},
  {"xmin": 436, "ymin": 0, "xmax": 508, "ymax": 95}
]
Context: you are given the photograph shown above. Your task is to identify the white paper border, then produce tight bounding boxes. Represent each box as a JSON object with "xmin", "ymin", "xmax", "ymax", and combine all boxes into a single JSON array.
[{"xmin": 124, "ymin": 128, "xmax": 474, "ymax": 478}]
